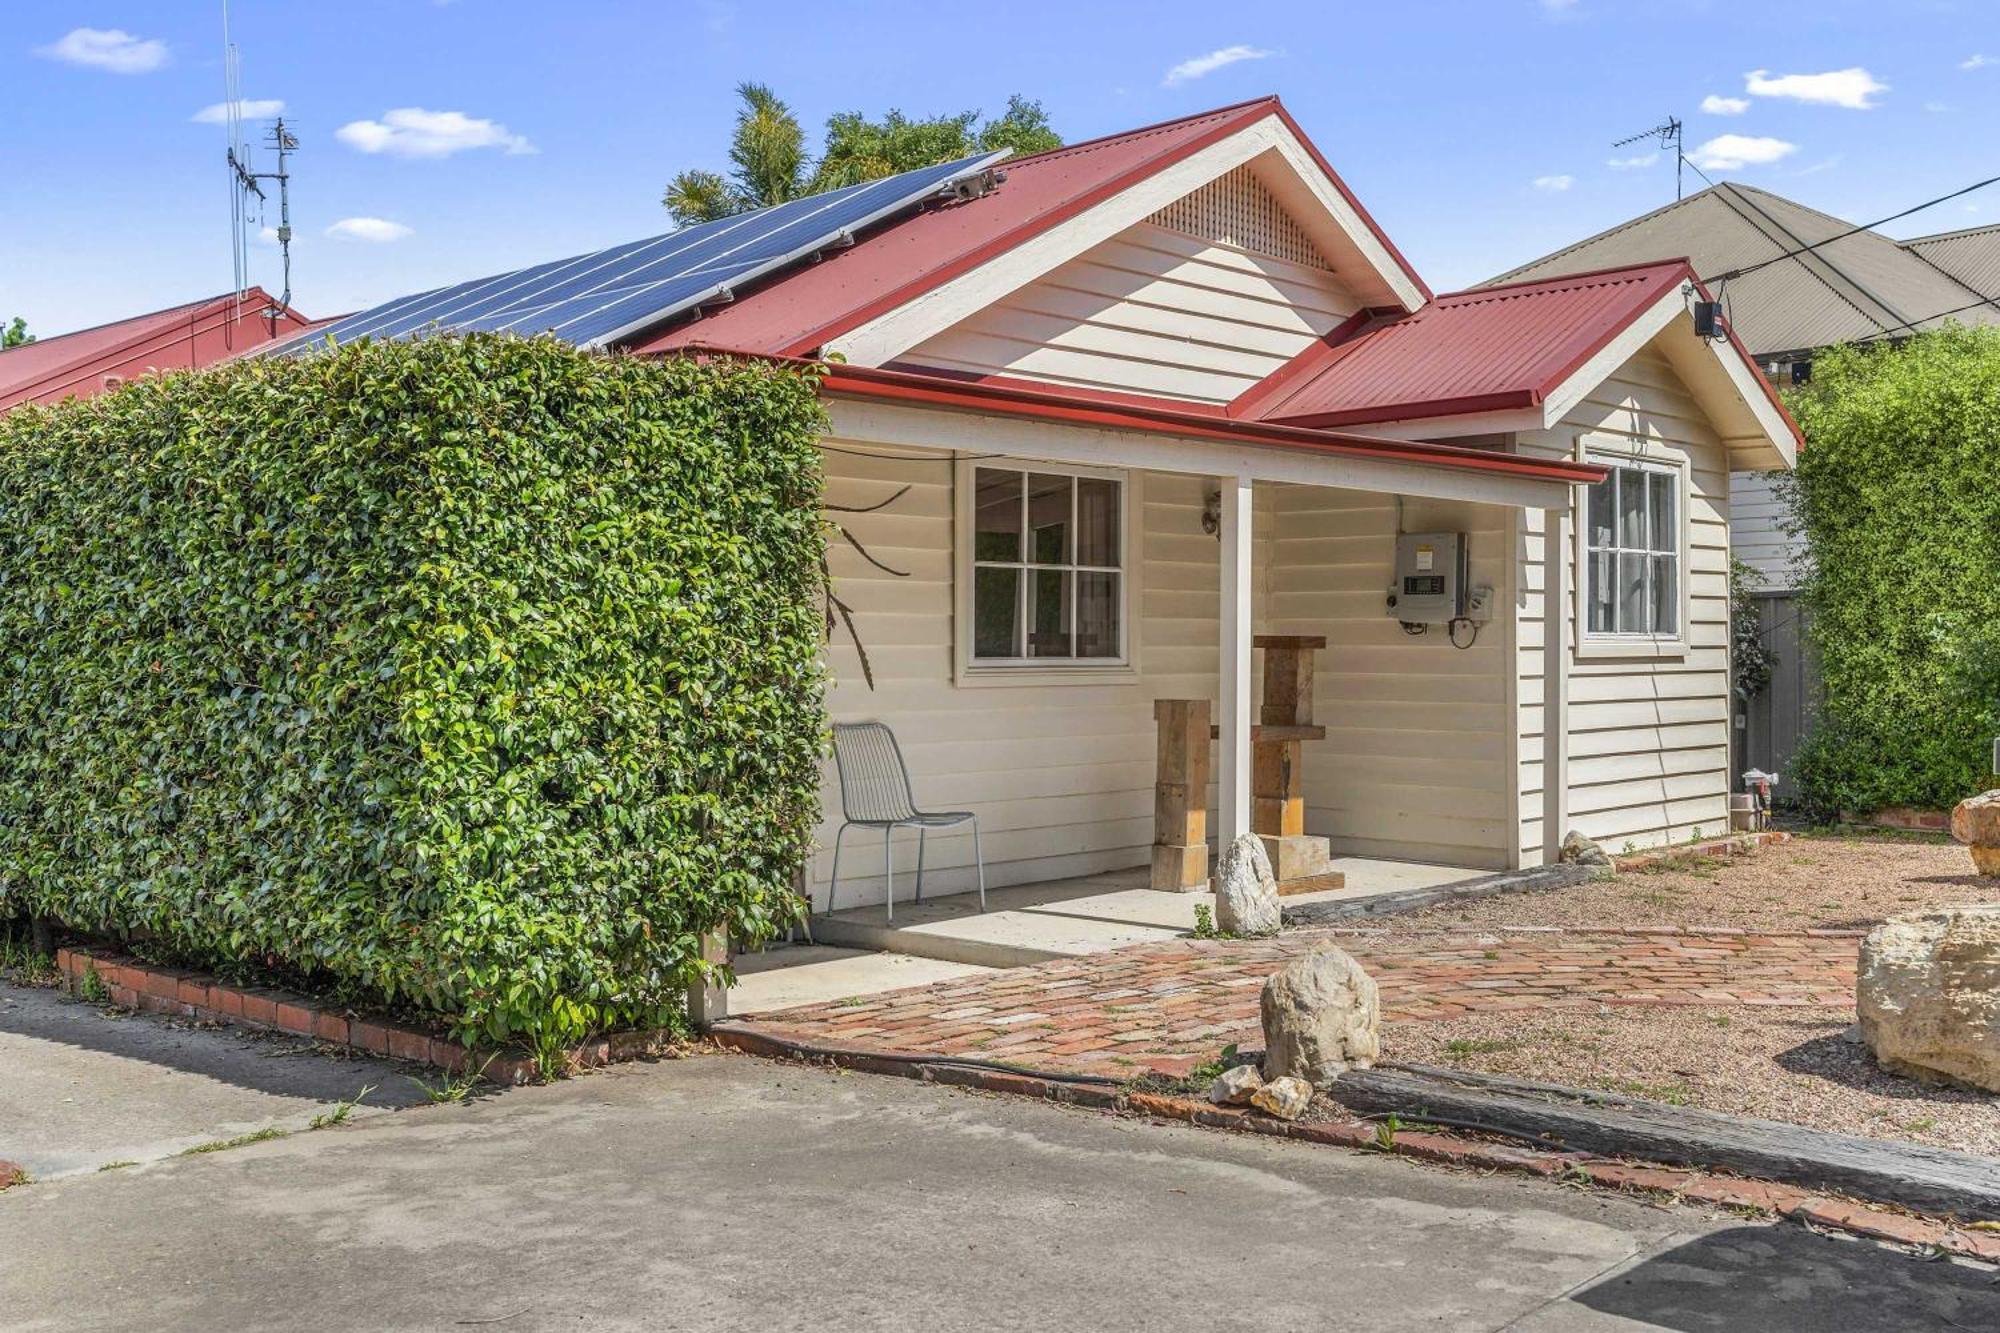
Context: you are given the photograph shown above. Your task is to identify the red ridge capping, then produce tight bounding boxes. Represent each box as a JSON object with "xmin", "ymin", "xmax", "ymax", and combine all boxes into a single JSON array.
[{"xmin": 806, "ymin": 357, "xmax": 1608, "ymax": 486}]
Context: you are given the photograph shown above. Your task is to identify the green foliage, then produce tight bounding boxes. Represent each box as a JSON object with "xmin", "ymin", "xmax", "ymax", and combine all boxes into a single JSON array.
[
  {"xmin": 2, "ymin": 317, "xmax": 32, "ymax": 349},
  {"xmin": 1779, "ymin": 326, "xmax": 2000, "ymax": 814},
  {"xmin": 1728, "ymin": 557, "xmax": 1774, "ymax": 706},
  {"xmin": 664, "ymin": 85, "xmax": 1062, "ymax": 225},
  {"xmin": 78, "ymin": 962, "xmax": 109, "ymax": 1004},
  {"xmin": 0, "ymin": 335, "xmax": 830, "ymax": 1050}
]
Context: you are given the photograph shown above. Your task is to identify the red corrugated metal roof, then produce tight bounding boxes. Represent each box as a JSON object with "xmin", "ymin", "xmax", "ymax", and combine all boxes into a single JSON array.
[
  {"xmin": 1236, "ymin": 260, "xmax": 1694, "ymax": 429},
  {"xmin": 0, "ymin": 289, "xmax": 317, "ymax": 410},
  {"xmin": 629, "ymin": 97, "xmax": 1429, "ymax": 359}
]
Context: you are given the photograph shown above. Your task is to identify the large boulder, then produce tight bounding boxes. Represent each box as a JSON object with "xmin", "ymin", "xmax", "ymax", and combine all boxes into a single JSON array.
[
  {"xmin": 1215, "ymin": 832, "xmax": 1280, "ymax": 937},
  {"xmin": 1951, "ymin": 790, "xmax": 2000, "ymax": 877},
  {"xmin": 1560, "ymin": 830, "xmax": 1611, "ymax": 867},
  {"xmin": 1857, "ymin": 905, "xmax": 2000, "ymax": 1092},
  {"xmin": 1260, "ymin": 946, "xmax": 1379, "ymax": 1086}
]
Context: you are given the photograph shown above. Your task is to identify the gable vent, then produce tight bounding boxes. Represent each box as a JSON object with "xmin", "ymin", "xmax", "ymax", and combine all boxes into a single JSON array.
[{"xmin": 1147, "ymin": 166, "xmax": 1333, "ymax": 272}]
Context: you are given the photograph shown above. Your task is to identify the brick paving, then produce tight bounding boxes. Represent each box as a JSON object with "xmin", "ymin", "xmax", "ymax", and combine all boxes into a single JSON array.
[{"xmin": 734, "ymin": 926, "xmax": 1862, "ymax": 1080}]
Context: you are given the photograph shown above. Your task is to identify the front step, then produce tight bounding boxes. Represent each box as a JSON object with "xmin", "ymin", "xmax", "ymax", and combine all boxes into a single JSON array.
[{"xmin": 809, "ymin": 912, "xmax": 1072, "ymax": 970}]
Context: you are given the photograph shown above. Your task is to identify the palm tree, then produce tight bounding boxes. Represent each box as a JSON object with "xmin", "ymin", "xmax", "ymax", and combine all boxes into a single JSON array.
[{"xmin": 662, "ymin": 83, "xmax": 809, "ymax": 226}]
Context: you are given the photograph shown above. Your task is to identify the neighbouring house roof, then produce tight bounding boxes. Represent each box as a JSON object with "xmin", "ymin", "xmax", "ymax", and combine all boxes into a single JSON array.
[
  {"xmin": 1490, "ymin": 183, "xmax": 2000, "ymax": 358},
  {"xmin": 1234, "ymin": 261, "xmax": 1694, "ymax": 428},
  {"xmin": 0, "ymin": 289, "xmax": 322, "ymax": 410},
  {"xmin": 1899, "ymin": 221, "xmax": 2000, "ymax": 302}
]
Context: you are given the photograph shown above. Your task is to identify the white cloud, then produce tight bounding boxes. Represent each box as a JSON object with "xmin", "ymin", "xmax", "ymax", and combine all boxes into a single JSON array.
[
  {"xmin": 334, "ymin": 108, "xmax": 534, "ymax": 158},
  {"xmin": 1607, "ymin": 153, "xmax": 1658, "ymax": 169},
  {"xmin": 192, "ymin": 98, "xmax": 286, "ymax": 125},
  {"xmin": 35, "ymin": 27, "xmax": 166, "ymax": 73},
  {"xmin": 1687, "ymin": 134, "xmax": 1799, "ymax": 171},
  {"xmin": 326, "ymin": 217, "xmax": 413, "ymax": 243},
  {"xmin": 1163, "ymin": 45, "xmax": 1274, "ymax": 87},
  {"xmin": 1743, "ymin": 67, "xmax": 1887, "ymax": 109},
  {"xmin": 1925, "ymin": 100, "xmax": 1950, "ymax": 113},
  {"xmin": 1790, "ymin": 154, "xmax": 1843, "ymax": 177},
  {"xmin": 1532, "ymin": 174, "xmax": 1574, "ymax": 192},
  {"xmin": 1700, "ymin": 94, "xmax": 1750, "ymax": 115},
  {"xmin": 1962, "ymin": 54, "xmax": 1993, "ymax": 71},
  {"xmin": 1540, "ymin": 0, "xmax": 1580, "ymax": 12},
  {"xmin": 255, "ymin": 226, "xmax": 281, "ymax": 248}
]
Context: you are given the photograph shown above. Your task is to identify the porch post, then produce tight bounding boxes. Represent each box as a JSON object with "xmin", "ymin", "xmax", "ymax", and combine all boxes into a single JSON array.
[
  {"xmin": 1542, "ymin": 502, "xmax": 1571, "ymax": 864},
  {"xmin": 1218, "ymin": 474, "xmax": 1254, "ymax": 847}
]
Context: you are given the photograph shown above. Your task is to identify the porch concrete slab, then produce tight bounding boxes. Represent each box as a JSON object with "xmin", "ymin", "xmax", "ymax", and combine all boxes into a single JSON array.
[
  {"xmin": 729, "ymin": 946, "xmax": 995, "ymax": 1015},
  {"xmin": 812, "ymin": 856, "xmax": 1485, "ymax": 968},
  {"xmin": 0, "ymin": 982, "xmax": 428, "ymax": 1181}
]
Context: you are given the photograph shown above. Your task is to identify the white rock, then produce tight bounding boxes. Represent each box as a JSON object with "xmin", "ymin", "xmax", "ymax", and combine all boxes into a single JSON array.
[
  {"xmin": 1260, "ymin": 947, "xmax": 1380, "ymax": 1086},
  {"xmin": 1206, "ymin": 1063, "xmax": 1264, "ymax": 1106},
  {"xmin": 1249, "ymin": 1074, "xmax": 1313, "ymax": 1120},
  {"xmin": 1215, "ymin": 832, "xmax": 1280, "ymax": 937},
  {"xmin": 1857, "ymin": 905, "xmax": 2000, "ymax": 1093},
  {"xmin": 1559, "ymin": 831, "xmax": 1611, "ymax": 866}
]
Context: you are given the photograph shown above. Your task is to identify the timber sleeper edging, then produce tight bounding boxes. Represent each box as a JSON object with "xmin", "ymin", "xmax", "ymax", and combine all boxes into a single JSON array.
[
  {"xmin": 707, "ymin": 1024, "xmax": 2000, "ymax": 1265},
  {"xmin": 50, "ymin": 945, "xmax": 681, "ymax": 1084}
]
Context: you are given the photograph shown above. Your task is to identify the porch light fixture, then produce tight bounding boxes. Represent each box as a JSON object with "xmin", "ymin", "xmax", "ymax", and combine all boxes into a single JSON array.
[{"xmin": 1201, "ymin": 487, "xmax": 1222, "ymax": 539}]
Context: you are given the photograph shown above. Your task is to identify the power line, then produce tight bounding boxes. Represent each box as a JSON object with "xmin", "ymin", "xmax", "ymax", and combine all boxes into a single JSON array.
[
  {"xmin": 1699, "ymin": 172, "xmax": 2000, "ymax": 286},
  {"xmin": 1849, "ymin": 290, "xmax": 2000, "ymax": 345}
]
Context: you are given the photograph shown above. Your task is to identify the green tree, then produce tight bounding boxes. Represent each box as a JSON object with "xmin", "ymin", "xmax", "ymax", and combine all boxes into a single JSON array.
[
  {"xmin": 1780, "ymin": 324, "xmax": 2000, "ymax": 815},
  {"xmin": 663, "ymin": 88, "xmax": 1060, "ymax": 227},
  {"xmin": 2, "ymin": 317, "xmax": 32, "ymax": 349}
]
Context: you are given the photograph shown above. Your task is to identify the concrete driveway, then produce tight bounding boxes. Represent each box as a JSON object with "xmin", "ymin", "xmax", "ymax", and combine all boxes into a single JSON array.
[
  {"xmin": 2, "ymin": 1053, "xmax": 1991, "ymax": 1332},
  {"xmin": 0, "ymin": 982, "xmax": 430, "ymax": 1179}
]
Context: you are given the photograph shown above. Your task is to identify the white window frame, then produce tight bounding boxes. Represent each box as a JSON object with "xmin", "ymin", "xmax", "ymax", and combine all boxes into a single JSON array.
[
  {"xmin": 953, "ymin": 458, "xmax": 1139, "ymax": 686},
  {"xmin": 1572, "ymin": 439, "xmax": 1690, "ymax": 660}
]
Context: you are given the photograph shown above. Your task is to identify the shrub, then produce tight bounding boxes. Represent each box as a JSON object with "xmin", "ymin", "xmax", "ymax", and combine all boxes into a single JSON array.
[
  {"xmin": 1780, "ymin": 325, "xmax": 2000, "ymax": 815},
  {"xmin": 0, "ymin": 335, "xmax": 829, "ymax": 1050}
]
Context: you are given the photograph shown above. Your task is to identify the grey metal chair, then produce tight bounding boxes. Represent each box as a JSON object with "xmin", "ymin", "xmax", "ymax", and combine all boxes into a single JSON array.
[{"xmin": 826, "ymin": 721, "xmax": 985, "ymax": 922}]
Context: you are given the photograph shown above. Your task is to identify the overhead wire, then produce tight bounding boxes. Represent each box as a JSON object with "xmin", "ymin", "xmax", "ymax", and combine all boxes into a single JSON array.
[{"xmin": 1697, "ymin": 172, "xmax": 2000, "ymax": 286}]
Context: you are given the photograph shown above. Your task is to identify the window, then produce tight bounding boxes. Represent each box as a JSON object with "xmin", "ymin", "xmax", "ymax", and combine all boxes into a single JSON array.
[
  {"xmin": 966, "ymin": 464, "xmax": 1127, "ymax": 665},
  {"xmin": 1584, "ymin": 461, "xmax": 1681, "ymax": 637}
]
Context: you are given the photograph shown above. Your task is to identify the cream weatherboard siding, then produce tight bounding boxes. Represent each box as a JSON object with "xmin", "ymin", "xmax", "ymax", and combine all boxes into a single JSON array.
[
  {"xmin": 1263, "ymin": 485, "xmax": 1517, "ymax": 869},
  {"xmin": 1730, "ymin": 469, "xmax": 1803, "ymax": 590},
  {"xmin": 812, "ymin": 442, "xmax": 1236, "ymax": 908},
  {"xmin": 1515, "ymin": 345, "xmax": 1737, "ymax": 860},
  {"xmin": 898, "ymin": 216, "xmax": 1360, "ymax": 405}
]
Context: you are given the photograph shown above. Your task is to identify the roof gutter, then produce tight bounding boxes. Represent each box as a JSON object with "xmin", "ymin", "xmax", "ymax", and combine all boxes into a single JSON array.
[{"xmin": 806, "ymin": 358, "xmax": 1607, "ymax": 486}]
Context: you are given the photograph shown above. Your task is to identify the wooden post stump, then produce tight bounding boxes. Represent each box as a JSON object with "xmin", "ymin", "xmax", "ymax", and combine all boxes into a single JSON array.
[
  {"xmin": 1247, "ymin": 637, "xmax": 1344, "ymax": 895},
  {"xmin": 1151, "ymin": 698, "xmax": 1211, "ymax": 892}
]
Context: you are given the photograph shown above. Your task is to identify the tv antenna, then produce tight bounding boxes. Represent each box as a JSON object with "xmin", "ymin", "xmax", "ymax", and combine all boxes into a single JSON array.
[
  {"xmin": 221, "ymin": 0, "xmax": 296, "ymax": 336},
  {"xmin": 1613, "ymin": 116, "xmax": 1685, "ymax": 200}
]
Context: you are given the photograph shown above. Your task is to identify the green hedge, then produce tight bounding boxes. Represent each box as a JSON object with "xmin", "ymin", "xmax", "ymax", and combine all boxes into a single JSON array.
[
  {"xmin": 1782, "ymin": 325, "xmax": 2000, "ymax": 814},
  {"xmin": 0, "ymin": 335, "xmax": 829, "ymax": 1049}
]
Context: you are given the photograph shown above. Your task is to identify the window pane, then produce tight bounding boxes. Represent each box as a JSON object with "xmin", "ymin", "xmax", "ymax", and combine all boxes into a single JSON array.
[
  {"xmin": 1588, "ymin": 475, "xmax": 1615, "ymax": 549},
  {"xmin": 1647, "ymin": 471, "xmax": 1676, "ymax": 553},
  {"xmin": 973, "ymin": 567, "xmax": 1020, "ymax": 658},
  {"xmin": 1027, "ymin": 568, "xmax": 1071, "ymax": 657},
  {"xmin": 1027, "ymin": 473, "xmax": 1072, "ymax": 564},
  {"xmin": 1076, "ymin": 571, "xmax": 1120, "ymax": 659},
  {"xmin": 1588, "ymin": 551, "xmax": 1614, "ymax": 633},
  {"xmin": 1617, "ymin": 468, "xmax": 1647, "ymax": 549},
  {"xmin": 973, "ymin": 469, "xmax": 1022, "ymax": 562},
  {"xmin": 1650, "ymin": 554, "xmax": 1678, "ymax": 634},
  {"xmin": 1616, "ymin": 551, "xmax": 1648, "ymax": 634},
  {"xmin": 1076, "ymin": 477, "xmax": 1120, "ymax": 568}
]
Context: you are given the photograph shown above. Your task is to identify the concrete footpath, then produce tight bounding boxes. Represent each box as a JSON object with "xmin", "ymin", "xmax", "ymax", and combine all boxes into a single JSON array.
[{"xmin": 2, "ymin": 1054, "xmax": 1992, "ymax": 1332}]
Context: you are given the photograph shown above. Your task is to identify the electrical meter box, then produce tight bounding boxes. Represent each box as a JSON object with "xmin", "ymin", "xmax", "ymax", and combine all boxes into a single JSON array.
[{"xmin": 1387, "ymin": 531, "xmax": 1467, "ymax": 625}]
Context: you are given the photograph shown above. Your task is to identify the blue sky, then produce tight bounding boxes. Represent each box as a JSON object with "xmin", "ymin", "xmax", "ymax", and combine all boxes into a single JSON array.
[{"xmin": 6, "ymin": 0, "xmax": 1997, "ymax": 336}]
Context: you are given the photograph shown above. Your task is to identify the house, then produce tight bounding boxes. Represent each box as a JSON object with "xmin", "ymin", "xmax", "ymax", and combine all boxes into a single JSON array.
[
  {"xmin": 1492, "ymin": 184, "xmax": 2000, "ymax": 593},
  {"xmin": 298, "ymin": 97, "xmax": 1799, "ymax": 907},
  {"xmin": 0, "ymin": 287, "xmax": 323, "ymax": 411},
  {"xmin": 1494, "ymin": 186, "xmax": 2000, "ymax": 783}
]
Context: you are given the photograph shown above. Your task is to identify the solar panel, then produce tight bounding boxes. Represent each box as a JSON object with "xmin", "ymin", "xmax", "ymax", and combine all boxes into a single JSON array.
[{"xmin": 296, "ymin": 150, "xmax": 1009, "ymax": 353}]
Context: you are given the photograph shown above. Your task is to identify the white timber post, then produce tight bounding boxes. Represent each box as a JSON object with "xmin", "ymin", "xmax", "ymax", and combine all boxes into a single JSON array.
[
  {"xmin": 687, "ymin": 928, "xmax": 730, "ymax": 1029},
  {"xmin": 1218, "ymin": 474, "xmax": 1254, "ymax": 848},
  {"xmin": 1541, "ymin": 501, "xmax": 1572, "ymax": 865}
]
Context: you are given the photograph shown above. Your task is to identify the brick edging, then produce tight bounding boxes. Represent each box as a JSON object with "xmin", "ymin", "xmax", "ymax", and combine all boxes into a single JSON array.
[
  {"xmin": 709, "ymin": 1027, "xmax": 2000, "ymax": 1265},
  {"xmin": 1611, "ymin": 829, "xmax": 1791, "ymax": 874},
  {"xmin": 0, "ymin": 1160, "xmax": 25, "ymax": 1190},
  {"xmin": 52, "ymin": 945, "xmax": 679, "ymax": 1085}
]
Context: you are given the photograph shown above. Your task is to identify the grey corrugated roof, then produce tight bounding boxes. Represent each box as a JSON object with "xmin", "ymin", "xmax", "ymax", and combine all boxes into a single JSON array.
[
  {"xmin": 1490, "ymin": 183, "xmax": 2000, "ymax": 357},
  {"xmin": 1901, "ymin": 222, "xmax": 2000, "ymax": 307}
]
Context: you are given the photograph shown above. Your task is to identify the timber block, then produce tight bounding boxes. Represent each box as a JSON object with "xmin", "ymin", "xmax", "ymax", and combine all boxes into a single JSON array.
[
  {"xmin": 1253, "ymin": 796, "xmax": 1305, "ymax": 837},
  {"xmin": 1151, "ymin": 843, "xmax": 1210, "ymax": 893},
  {"xmin": 1259, "ymin": 650, "xmax": 1317, "ymax": 729},
  {"xmin": 1259, "ymin": 832, "xmax": 1333, "ymax": 882},
  {"xmin": 1253, "ymin": 741, "xmax": 1305, "ymax": 802},
  {"xmin": 1154, "ymin": 784, "xmax": 1207, "ymax": 847},
  {"xmin": 1276, "ymin": 869, "xmax": 1347, "ymax": 897},
  {"xmin": 1153, "ymin": 699, "xmax": 1211, "ymax": 786}
]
